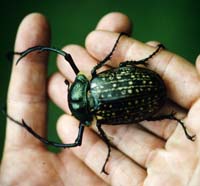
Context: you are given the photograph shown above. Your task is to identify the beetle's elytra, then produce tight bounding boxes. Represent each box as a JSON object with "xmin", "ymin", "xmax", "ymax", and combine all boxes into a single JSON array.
[
  {"xmin": 5, "ymin": 32, "xmax": 195, "ymax": 175},
  {"xmin": 90, "ymin": 66, "xmax": 166, "ymax": 124}
]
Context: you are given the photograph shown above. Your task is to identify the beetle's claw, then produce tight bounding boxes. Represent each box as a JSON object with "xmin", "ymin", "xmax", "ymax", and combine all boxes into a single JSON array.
[
  {"xmin": 101, "ymin": 167, "xmax": 109, "ymax": 175},
  {"xmin": 188, "ymin": 134, "xmax": 196, "ymax": 142}
]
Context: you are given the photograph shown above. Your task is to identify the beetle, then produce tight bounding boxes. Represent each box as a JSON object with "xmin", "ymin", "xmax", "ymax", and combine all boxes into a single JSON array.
[{"xmin": 5, "ymin": 32, "xmax": 195, "ymax": 175}]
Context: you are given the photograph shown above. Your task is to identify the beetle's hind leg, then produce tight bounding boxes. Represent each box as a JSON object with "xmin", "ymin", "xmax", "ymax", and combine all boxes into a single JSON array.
[
  {"xmin": 120, "ymin": 44, "xmax": 164, "ymax": 67},
  {"xmin": 96, "ymin": 122, "xmax": 112, "ymax": 175},
  {"xmin": 146, "ymin": 112, "xmax": 196, "ymax": 141}
]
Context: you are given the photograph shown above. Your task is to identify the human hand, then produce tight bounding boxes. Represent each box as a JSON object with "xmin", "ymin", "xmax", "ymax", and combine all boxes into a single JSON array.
[
  {"xmin": 1, "ymin": 12, "xmax": 200, "ymax": 186},
  {"xmin": 48, "ymin": 12, "xmax": 200, "ymax": 186}
]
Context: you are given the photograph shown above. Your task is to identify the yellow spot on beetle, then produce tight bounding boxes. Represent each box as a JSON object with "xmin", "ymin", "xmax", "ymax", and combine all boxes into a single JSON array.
[
  {"xmin": 128, "ymin": 89, "xmax": 132, "ymax": 94},
  {"xmin": 135, "ymin": 89, "xmax": 139, "ymax": 93},
  {"xmin": 121, "ymin": 90, "xmax": 126, "ymax": 95},
  {"xmin": 116, "ymin": 75, "xmax": 122, "ymax": 79},
  {"xmin": 128, "ymin": 102, "xmax": 132, "ymax": 105},
  {"xmin": 97, "ymin": 115, "xmax": 103, "ymax": 120}
]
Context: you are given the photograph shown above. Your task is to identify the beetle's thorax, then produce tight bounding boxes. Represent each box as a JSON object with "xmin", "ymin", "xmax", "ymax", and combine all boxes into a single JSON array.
[{"xmin": 68, "ymin": 73, "xmax": 93, "ymax": 126}]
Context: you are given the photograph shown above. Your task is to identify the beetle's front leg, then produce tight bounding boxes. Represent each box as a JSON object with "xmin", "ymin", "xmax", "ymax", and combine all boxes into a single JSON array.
[
  {"xmin": 146, "ymin": 112, "xmax": 196, "ymax": 141},
  {"xmin": 22, "ymin": 119, "xmax": 85, "ymax": 147},
  {"xmin": 91, "ymin": 32, "xmax": 126, "ymax": 77},
  {"xmin": 3, "ymin": 109, "xmax": 85, "ymax": 148},
  {"xmin": 22, "ymin": 120, "xmax": 85, "ymax": 147},
  {"xmin": 20, "ymin": 119, "xmax": 85, "ymax": 147},
  {"xmin": 96, "ymin": 122, "xmax": 111, "ymax": 175}
]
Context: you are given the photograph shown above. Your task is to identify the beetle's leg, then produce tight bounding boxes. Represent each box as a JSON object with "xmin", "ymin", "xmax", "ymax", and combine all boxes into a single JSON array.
[
  {"xmin": 91, "ymin": 32, "xmax": 126, "ymax": 77},
  {"xmin": 96, "ymin": 122, "xmax": 111, "ymax": 175},
  {"xmin": 146, "ymin": 112, "xmax": 196, "ymax": 141},
  {"xmin": 13, "ymin": 46, "xmax": 80, "ymax": 75},
  {"xmin": 120, "ymin": 44, "xmax": 164, "ymax": 67},
  {"xmin": 3, "ymin": 109, "xmax": 85, "ymax": 148}
]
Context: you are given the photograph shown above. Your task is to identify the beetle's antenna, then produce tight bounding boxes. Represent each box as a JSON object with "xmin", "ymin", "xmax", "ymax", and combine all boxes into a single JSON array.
[{"xmin": 14, "ymin": 46, "xmax": 80, "ymax": 75}]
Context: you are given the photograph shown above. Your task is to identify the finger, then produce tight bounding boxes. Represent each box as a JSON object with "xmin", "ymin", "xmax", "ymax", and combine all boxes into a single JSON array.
[
  {"xmin": 86, "ymin": 30, "xmax": 200, "ymax": 109},
  {"xmin": 195, "ymin": 54, "xmax": 200, "ymax": 75},
  {"xmin": 186, "ymin": 97, "xmax": 200, "ymax": 139},
  {"xmin": 96, "ymin": 12, "xmax": 132, "ymax": 35},
  {"xmin": 5, "ymin": 13, "xmax": 50, "ymax": 150},
  {"xmin": 146, "ymin": 41, "xmax": 161, "ymax": 47},
  {"xmin": 57, "ymin": 114, "xmax": 146, "ymax": 185},
  {"xmin": 59, "ymin": 150, "xmax": 108, "ymax": 186}
]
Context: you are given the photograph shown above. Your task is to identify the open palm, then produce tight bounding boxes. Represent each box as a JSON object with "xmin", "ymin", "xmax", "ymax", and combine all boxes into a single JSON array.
[{"xmin": 1, "ymin": 12, "xmax": 200, "ymax": 186}]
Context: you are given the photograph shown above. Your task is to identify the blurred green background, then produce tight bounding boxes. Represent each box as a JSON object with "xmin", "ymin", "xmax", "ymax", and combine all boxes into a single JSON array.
[{"xmin": 0, "ymin": 0, "xmax": 199, "ymax": 159}]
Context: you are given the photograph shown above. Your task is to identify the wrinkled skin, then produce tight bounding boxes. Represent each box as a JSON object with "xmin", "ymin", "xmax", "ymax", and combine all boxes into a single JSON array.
[{"xmin": 1, "ymin": 12, "xmax": 200, "ymax": 186}]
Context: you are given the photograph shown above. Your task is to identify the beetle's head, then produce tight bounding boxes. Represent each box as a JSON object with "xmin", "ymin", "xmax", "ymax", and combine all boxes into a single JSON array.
[{"xmin": 68, "ymin": 74, "xmax": 93, "ymax": 126}]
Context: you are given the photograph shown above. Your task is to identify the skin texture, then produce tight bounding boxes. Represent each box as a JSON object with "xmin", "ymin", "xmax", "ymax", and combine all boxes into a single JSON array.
[{"xmin": 1, "ymin": 12, "xmax": 200, "ymax": 186}]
